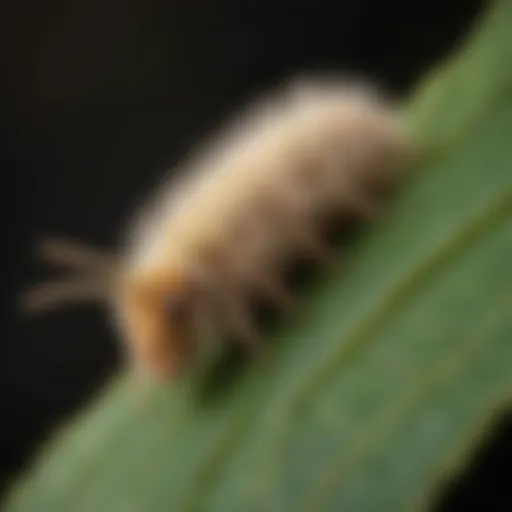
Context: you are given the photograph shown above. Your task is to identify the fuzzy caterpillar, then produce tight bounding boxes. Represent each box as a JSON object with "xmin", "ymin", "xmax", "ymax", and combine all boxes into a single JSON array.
[{"xmin": 22, "ymin": 75, "xmax": 414, "ymax": 381}]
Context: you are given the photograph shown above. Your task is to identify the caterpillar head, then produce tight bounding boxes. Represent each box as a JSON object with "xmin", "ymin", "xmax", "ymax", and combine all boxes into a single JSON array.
[
  {"xmin": 116, "ymin": 265, "xmax": 208, "ymax": 381},
  {"xmin": 21, "ymin": 238, "xmax": 209, "ymax": 382}
]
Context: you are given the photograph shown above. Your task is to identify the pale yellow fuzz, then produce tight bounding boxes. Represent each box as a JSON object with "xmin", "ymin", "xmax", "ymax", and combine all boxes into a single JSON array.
[{"xmin": 26, "ymin": 74, "xmax": 413, "ymax": 381}]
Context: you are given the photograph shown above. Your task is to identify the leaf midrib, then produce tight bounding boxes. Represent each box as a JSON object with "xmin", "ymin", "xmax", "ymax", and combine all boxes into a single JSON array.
[
  {"xmin": 184, "ymin": 177, "xmax": 511, "ymax": 512},
  {"xmin": 303, "ymin": 286, "xmax": 512, "ymax": 512},
  {"xmin": 289, "ymin": 182, "xmax": 511, "ymax": 415}
]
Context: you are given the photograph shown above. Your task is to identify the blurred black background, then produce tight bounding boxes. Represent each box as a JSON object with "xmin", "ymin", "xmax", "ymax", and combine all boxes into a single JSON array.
[{"xmin": 2, "ymin": 0, "xmax": 511, "ymax": 509}]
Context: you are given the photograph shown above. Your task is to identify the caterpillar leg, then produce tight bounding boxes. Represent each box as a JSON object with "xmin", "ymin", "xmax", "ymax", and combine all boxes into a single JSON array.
[
  {"xmin": 219, "ymin": 290, "xmax": 267, "ymax": 359},
  {"xmin": 323, "ymin": 150, "xmax": 380, "ymax": 219},
  {"xmin": 273, "ymin": 186, "xmax": 339, "ymax": 269},
  {"xmin": 219, "ymin": 224, "xmax": 296, "ymax": 314},
  {"xmin": 335, "ymin": 185, "xmax": 379, "ymax": 219},
  {"xmin": 247, "ymin": 272, "xmax": 295, "ymax": 313},
  {"xmin": 289, "ymin": 225, "xmax": 339, "ymax": 269},
  {"xmin": 323, "ymin": 160, "xmax": 379, "ymax": 219}
]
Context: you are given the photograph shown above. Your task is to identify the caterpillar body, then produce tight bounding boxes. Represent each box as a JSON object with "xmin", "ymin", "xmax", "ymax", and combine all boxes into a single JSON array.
[{"xmin": 23, "ymin": 75, "xmax": 413, "ymax": 381}]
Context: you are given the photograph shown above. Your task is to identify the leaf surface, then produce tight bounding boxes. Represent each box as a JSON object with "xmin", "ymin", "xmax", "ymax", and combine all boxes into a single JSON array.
[{"xmin": 4, "ymin": 2, "xmax": 512, "ymax": 511}]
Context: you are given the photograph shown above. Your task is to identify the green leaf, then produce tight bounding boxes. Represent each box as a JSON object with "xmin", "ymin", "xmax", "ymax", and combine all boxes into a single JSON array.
[{"xmin": 4, "ymin": 2, "xmax": 512, "ymax": 511}]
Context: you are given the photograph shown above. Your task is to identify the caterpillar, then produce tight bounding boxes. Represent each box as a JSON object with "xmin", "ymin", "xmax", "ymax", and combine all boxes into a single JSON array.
[{"xmin": 21, "ymin": 75, "xmax": 414, "ymax": 381}]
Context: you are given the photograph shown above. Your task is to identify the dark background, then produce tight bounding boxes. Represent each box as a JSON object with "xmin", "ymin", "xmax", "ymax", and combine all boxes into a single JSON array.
[{"xmin": 2, "ymin": 0, "xmax": 511, "ymax": 509}]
